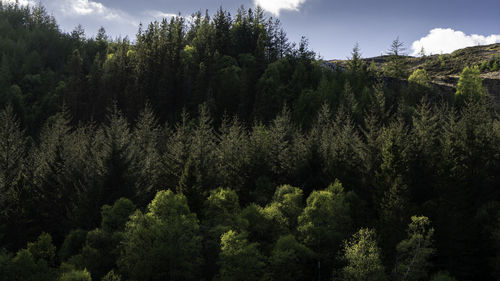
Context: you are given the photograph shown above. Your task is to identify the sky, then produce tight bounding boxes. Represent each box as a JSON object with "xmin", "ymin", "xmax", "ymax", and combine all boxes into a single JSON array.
[{"xmin": 5, "ymin": 0, "xmax": 500, "ymax": 59}]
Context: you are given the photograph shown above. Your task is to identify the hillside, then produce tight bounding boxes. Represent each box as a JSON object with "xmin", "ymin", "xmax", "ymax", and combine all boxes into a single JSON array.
[
  {"xmin": 2, "ymin": 3, "xmax": 500, "ymax": 281},
  {"xmin": 330, "ymin": 43, "xmax": 500, "ymax": 108}
]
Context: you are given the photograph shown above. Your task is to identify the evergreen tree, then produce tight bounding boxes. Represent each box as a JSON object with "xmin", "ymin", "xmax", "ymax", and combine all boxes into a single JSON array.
[
  {"xmin": 216, "ymin": 116, "xmax": 249, "ymax": 194},
  {"xmin": 101, "ymin": 105, "xmax": 135, "ymax": 206},
  {"xmin": 0, "ymin": 105, "xmax": 26, "ymax": 221},
  {"xmin": 131, "ymin": 104, "xmax": 161, "ymax": 203},
  {"xmin": 383, "ymin": 37, "xmax": 409, "ymax": 79}
]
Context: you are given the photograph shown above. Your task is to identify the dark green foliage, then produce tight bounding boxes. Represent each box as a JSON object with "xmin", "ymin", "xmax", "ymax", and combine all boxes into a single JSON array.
[
  {"xmin": 269, "ymin": 234, "xmax": 315, "ymax": 281},
  {"xmin": 0, "ymin": 233, "xmax": 57, "ymax": 281},
  {"xmin": 216, "ymin": 230, "xmax": 266, "ymax": 281},
  {"xmin": 430, "ymin": 271, "xmax": 457, "ymax": 281},
  {"xmin": 78, "ymin": 198, "xmax": 135, "ymax": 279},
  {"xmin": 393, "ymin": 216, "xmax": 435, "ymax": 281},
  {"xmin": 59, "ymin": 230, "xmax": 87, "ymax": 262},
  {"xmin": 383, "ymin": 37, "xmax": 409, "ymax": 79},
  {"xmin": 0, "ymin": 2, "xmax": 500, "ymax": 281}
]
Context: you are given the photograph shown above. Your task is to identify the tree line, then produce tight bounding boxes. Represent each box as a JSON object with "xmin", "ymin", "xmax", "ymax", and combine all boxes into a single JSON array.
[{"xmin": 1, "ymin": 1, "xmax": 500, "ymax": 281}]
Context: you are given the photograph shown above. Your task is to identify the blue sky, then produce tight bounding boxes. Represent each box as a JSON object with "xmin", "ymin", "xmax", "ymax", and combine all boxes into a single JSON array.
[{"xmin": 6, "ymin": 0, "xmax": 500, "ymax": 59}]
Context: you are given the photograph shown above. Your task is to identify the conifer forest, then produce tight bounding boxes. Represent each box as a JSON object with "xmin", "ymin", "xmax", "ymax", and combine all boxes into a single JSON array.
[{"xmin": 1, "ymin": 2, "xmax": 500, "ymax": 281}]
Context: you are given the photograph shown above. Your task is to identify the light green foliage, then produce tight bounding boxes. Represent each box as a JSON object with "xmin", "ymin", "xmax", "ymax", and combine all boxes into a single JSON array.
[
  {"xmin": 203, "ymin": 187, "xmax": 243, "ymax": 230},
  {"xmin": 268, "ymin": 185, "xmax": 304, "ymax": 229},
  {"xmin": 119, "ymin": 190, "xmax": 202, "ymax": 281},
  {"xmin": 59, "ymin": 269, "xmax": 92, "ymax": 281},
  {"xmin": 101, "ymin": 270, "xmax": 121, "ymax": 281},
  {"xmin": 455, "ymin": 66, "xmax": 484, "ymax": 103},
  {"xmin": 202, "ymin": 187, "xmax": 244, "ymax": 279},
  {"xmin": 298, "ymin": 181, "xmax": 356, "ymax": 248},
  {"xmin": 394, "ymin": 216, "xmax": 435, "ymax": 281},
  {"xmin": 298, "ymin": 181, "xmax": 358, "ymax": 279},
  {"xmin": 492, "ymin": 60, "xmax": 500, "ymax": 71},
  {"xmin": 217, "ymin": 230, "xmax": 266, "ymax": 281},
  {"xmin": 439, "ymin": 55, "xmax": 445, "ymax": 69},
  {"xmin": 341, "ymin": 228, "xmax": 386, "ymax": 281},
  {"xmin": 269, "ymin": 234, "xmax": 314, "ymax": 281},
  {"xmin": 408, "ymin": 69, "xmax": 431, "ymax": 88}
]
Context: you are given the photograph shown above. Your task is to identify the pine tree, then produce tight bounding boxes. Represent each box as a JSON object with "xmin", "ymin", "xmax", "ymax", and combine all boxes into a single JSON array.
[
  {"xmin": 101, "ymin": 105, "xmax": 135, "ymax": 206},
  {"xmin": 0, "ymin": 105, "xmax": 26, "ymax": 208},
  {"xmin": 383, "ymin": 37, "xmax": 409, "ymax": 79},
  {"xmin": 131, "ymin": 104, "xmax": 161, "ymax": 203},
  {"xmin": 216, "ymin": 116, "xmax": 249, "ymax": 194}
]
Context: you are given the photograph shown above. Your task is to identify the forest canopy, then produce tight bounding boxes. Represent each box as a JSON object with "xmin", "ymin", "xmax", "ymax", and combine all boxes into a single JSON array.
[{"xmin": 1, "ymin": 2, "xmax": 500, "ymax": 281}]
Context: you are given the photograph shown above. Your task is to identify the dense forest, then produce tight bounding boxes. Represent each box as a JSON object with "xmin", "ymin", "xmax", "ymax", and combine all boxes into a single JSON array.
[{"xmin": 1, "ymin": 2, "xmax": 500, "ymax": 281}]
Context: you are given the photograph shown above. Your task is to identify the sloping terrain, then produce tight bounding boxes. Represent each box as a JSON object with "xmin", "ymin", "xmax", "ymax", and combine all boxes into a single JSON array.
[{"xmin": 330, "ymin": 43, "xmax": 500, "ymax": 108}]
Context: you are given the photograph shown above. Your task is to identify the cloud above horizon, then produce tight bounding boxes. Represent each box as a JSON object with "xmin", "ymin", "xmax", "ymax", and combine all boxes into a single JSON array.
[
  {"xmin": 58, "ymin": 0, "xmax": 137, "ymax": 24},
  {"xmin": 4, "ymin": 0, "xmax": 36, "ymax": 6},
  {"xmin": 411, "ymin": 28, "xmax": 500, "ymax": 56},
  {"xmin": 253, "ymin": 0, "xmax": 306, "ymax": 16}
]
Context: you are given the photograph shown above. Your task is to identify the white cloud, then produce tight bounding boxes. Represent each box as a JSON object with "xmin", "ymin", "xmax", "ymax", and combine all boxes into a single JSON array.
[
  {"xmin": 60, "ymin": 0, "xmax": 121, "ymax": 21},
  {"xmin": 3, "ymin": 0, "xmax": 36, "ymax": 6},
  {"xmin": 253, "ymin": 0, "xmax": 306, "ymax": 16},
  {"xmin": 144, "ymin": 10, "xmax": 178, "ymax": 20},
  {"xmin": 411, "ymin": 28, "xmax": 500, "ymax": 56}
]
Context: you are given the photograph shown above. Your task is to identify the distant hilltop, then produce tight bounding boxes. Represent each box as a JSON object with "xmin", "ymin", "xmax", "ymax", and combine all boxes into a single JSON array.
[
  {"xmin": 329, "ymin": 43, "xmax": 500, "ymax": 108},
  {"xmin": 330, "ymin": 43, "xmax": 500, "ymax": 76}
]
